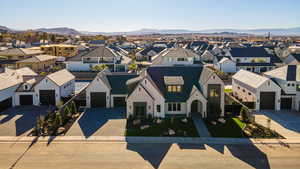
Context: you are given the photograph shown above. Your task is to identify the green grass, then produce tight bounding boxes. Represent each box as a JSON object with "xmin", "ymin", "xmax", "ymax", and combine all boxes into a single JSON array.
[
  {"xmin": 224, "ymin": 88, "xmax": 233, "ymax": 93},
  {"xmin": 125, "ymin": 118, "xmax": 199, "ymax": 137},
  {"xmin": 205, "ymin": 118, "xmax": 246, "ymax": 138}
]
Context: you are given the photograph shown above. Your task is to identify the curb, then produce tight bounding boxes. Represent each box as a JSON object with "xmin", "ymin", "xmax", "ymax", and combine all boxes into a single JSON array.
[{"xmin": 1, "ymin": 136, "xmax": 300, "ymax": 144}]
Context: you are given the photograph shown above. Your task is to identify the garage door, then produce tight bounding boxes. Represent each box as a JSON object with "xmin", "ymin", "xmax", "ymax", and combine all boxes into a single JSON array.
[
  {"xmin": 20, "ymin": 95, "xmax": 33, "ymax": 105},
  {"xmin": 0, "ymin": 97, "xmax": 12, "ymax": 112},
  {"xmin": 260, "ymin": 92, "xmax": 275, "ymax": 110},
  {"xmin": 90, "ymin": 92, "xmax": 106, "ymax": 107},
  {"xmin": 113, "ymin": 97, "xmax": 126, "ymax": 107},
  {"xmin": 281, "ymin": 98, "xmax": 292, "ymax": 110},
  {"xmin": 39, "ymin": 90, "xmax": 56, "ymax": 105}
]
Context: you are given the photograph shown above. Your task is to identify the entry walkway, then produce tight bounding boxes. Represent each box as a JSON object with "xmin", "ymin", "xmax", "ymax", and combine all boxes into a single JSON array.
[{"xmin": 192, "ymin": 114, "xmax": 211, "ymax": 137}]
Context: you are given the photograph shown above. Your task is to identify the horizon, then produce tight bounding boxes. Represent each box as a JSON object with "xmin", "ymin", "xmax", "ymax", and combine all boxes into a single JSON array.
[{"xmin": 1, "ymin": 0, "xmax": 300, "ymax": 32}]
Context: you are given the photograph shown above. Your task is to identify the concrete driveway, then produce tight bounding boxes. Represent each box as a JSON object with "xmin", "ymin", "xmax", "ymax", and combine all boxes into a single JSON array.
[
  {"xmin": 254, "ymin": 110, "xmax": 300, "ymax": 138},
  {"xmin": 0, "ymin": 106, "xmax": 50, "ymax": 136},
  {"xmin": 65, "ymin": 108, "xmax": 126, "ymax": 137}
]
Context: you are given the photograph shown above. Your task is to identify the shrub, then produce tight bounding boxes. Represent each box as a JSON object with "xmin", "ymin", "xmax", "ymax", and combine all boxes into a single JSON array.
[{"xmin": 240, "ymin": 106, "xmax": 250, "ymax": 123}]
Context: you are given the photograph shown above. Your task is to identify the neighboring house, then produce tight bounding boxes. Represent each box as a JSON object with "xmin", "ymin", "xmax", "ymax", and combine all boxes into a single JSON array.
[
  {"xmin": 14, "ymin": 69, "xmax": 75, "ymax": 106},
  {"xmin": 200, "ymin": 50, "xmax": 215, "ymax": 63},
  {"xmin": 216, "ymin": 57, "xmax": 236, "ymax": 74},
  {"xmin": 282, "ymin": 53, "xmax": 300, "ymax": 65},
  {"xmin": 126, "ymin": 65, "xmax": 225, "ymax": 119},
  {"xmin": 136, "ymin": 46, "xmax": 166, "ymax": 61},
  {"xmin": 65, "ymin": 46, "xmax": 132, "ymax": 72},
  {"xmin": 41, "ymin": 44, "xmax": 78, "ymax": 58},
  {"xmin": 88, "ymin": 40, "xmax": 106, "ymax": 47},
  {"xmin": 85, "ymin": 70, "xmax": 138, "ymax": 108},
  {"xmin": 0, "ymin": 48, "xmax": 44, "ymax": 60},
  {"xmin": 15, "ymin": 55, "xmax": 57, "ymax": 72},
  {"xmin": 0, "ymin": 67, "xmax": 37, "ymax": 111},
  {"xmin": 152, "ymin": 47, "xmax": 200, "ymax": 65},
  {"xmin": 229, "ymin": 47, "xmax": 283, "ymax": 73},
  {"xmin": 232, "ymin": 70, "xmax": 282, "ymax": 111},
  {"xmin": 264, "ymin": 65, "xmax": 300, "ymax": 111}
]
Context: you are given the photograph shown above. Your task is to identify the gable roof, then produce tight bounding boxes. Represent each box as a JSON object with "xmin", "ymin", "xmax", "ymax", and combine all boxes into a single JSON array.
[
  {"xmin": 146, "ymin": 65, "xmax": 204, "ymax": 102},
  {"xmin": 139, "ymin": 46, "xmax": 165, "ymax": 56},
  {"xmin": 47, "ymin": 69, "xmax": 75, "ymax": 86},
  {"xmin": 232, "ymin": 69, "xmax": 269, "ymax": 88},
  {"xmin": 264, "ymin": 64, "xmax": 300, "ymax": 82},
  {"xmin": 17, "ymin": 55, "xmax": 57, "ymax": 63},
  {"xmin": 0, "ymin": 48, "xmax": 43, "ymax": 57},
  {"xmin": 106, "ymin": 73, "xmax": 138, "ymax": 94},
  {"xmin": 0, "ymin": 67, "xmax": 37, "ymax": 91},
  {"xmin": 230, "ymin": 47, "xmax": 272, "ymax": 58},
  {"xmin": 82, "ymin": 46, "xmax": 118, "ymax": 59}
]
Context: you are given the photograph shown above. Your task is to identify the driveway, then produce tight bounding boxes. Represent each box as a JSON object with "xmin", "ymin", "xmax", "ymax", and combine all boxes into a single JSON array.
[
  {"xmin": 0, "ymin": 106, "xmax": 50, "ymax": 136},
  {"xmin": 254, "ymin": 110, "xmax": 300, "ymax": 138},
  {"xmin": 65, "ymin": 108, "xmax": 126, "ymax": 137}
]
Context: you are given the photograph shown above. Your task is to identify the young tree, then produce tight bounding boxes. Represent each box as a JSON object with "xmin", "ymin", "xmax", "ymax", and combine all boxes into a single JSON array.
[
  {"xmin": 92, "ymin": 64, "xmax": 108, "ymax": 72},
  {"xmin": 128, "ymin": 62, "xmax": 138, "ymax": 72}
]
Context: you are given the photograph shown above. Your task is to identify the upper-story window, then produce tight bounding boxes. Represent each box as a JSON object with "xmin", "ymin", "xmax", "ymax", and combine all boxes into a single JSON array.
[
  {"xmin": 297, "ymin": 84, "xmax": 300, "ymax": 92},
  {"xmin": 167, "ymin": 85, "xmax": 181, "ymax": 92}
]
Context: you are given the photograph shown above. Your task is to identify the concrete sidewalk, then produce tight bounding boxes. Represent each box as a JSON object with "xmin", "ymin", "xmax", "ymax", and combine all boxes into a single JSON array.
[{"xmin": 1, "ymin": 136, "xmax": 300, "ymax": 145}]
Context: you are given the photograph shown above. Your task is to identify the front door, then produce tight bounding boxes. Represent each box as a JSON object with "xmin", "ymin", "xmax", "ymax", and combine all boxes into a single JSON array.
[{"xmin": 134, "ymin": 102, "xmax": 146, "ymax": 118}]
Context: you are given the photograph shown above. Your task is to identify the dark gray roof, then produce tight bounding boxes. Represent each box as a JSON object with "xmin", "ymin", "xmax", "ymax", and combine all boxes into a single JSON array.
[
  {"xmin": 230, "ymin": 47, "xmax": 272, "ymax": 58},
  {"xmin": 106, "ymin": 73, "xmax": 138, "ymax": 94},
  {"xmin": 291, "ymin": 53, "xmax": 300, "ymax": 62},
  {"xmin": 146, "ymin": 65, "xmax": 203, "ymax": 102},
  {"xmin": 139, "ymin": 46, "xmax": 165, "ymax": 56}
]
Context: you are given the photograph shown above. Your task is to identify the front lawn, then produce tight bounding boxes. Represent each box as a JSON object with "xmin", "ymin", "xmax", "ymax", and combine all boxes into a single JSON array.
[
  {"xmin": 205, "ymin": 118, "xmax": 283, "ymax": 138},
  {"xmin": 125, "ymin": 117, "xmax": 199, "ymax": 137}
]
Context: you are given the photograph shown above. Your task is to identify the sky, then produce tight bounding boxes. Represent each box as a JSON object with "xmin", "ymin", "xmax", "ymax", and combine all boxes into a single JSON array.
[{"xmin": 1, "ymin": 0, "xmax": 300, "ymax": 32}]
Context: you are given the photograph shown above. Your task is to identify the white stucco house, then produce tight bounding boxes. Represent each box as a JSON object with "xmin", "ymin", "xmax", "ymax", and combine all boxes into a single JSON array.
[
  {"xmin": 216, "ymin": 57, "xmax": 236, "ymax": 74},
  {"xmin": 232, "ymin": 70, "xmax": 282, "ymax": 111},
  {"xmin": 126, "ymin": 65, "xmax": 225, "ymax": 119},
  {"xmin": 264, "ymin": 64, "xmax": 300, "ymax": 111},
  {"xmin": 85, "ymin": 70, "xmax": 138, "ymax": 108},
  {"xmin": 0, "ymin": 67, "xmax": 37, "ymax": 111}
]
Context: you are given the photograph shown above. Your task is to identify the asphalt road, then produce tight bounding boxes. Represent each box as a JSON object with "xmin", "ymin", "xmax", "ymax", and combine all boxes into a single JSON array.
[{"xmin": 1, "ymin": 141, "xmax": 300, "ymax": 169}]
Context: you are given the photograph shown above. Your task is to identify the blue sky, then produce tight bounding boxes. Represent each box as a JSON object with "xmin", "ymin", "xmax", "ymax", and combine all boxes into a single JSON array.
[{"xmin": 1, "ymin": 0, "xmax": 299, "ymax": 32}]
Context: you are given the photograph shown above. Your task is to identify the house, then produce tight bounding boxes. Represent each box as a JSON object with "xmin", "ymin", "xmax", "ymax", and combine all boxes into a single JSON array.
[
  {"xmin": 264, "ymin": 65, "xmax": 300, "ymax": 111},
  {"xmin": 0, "ymin": 48, "xmax": 44, "ymax": 60},
  {"xmin": 152, "ymin": 47, "xmax": 200, "ymax": 65},
  {"xmin": 232, "ymin": 70, "xmax": 282, "ymax": 111},
  {"xmin": 126, "ymin": 65, "xmax": 225, "ymax": 118},
  {"xmin": 135, "ymin": 46, "xmax": 166, "ymax": 61},
  {"xmin": 15, "ymin": 55, "xmax": 57, "ymax": 72},
  {"xmin": 282, "ymin": 53, "xmax": 300, "ymax": 65},
  {"xmin": 85, "ymin": 70, "xmax": 138, "ymax": 108},
  {"xmin": 0, "ymin": 67, "xmax": 37, "ymax": 111},
  {"xmin": 88, "ymin": 40, "xmax": 106, "ymax": 47},
  {"xmin": 40, "ymin": 44, "xmax": 78, "ymax": 58},
  {"xmin": 65, "ymin": 46, "xmax": 132, "ymax": 72},
  {"xmin": 229, "ymin": 47, "xmax": 283, "ymax": 73},
  {"xmin": 14, "ymin": 69, "xmax": 75, "ymax": 106},
  {"xmin": 216, "ymin": 57, "xmax": 236, "ymax": 74}
]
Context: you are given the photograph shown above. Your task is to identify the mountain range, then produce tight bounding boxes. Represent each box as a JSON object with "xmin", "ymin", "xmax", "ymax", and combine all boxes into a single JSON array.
[{"xmin": 1, "ymin": 25, "xmax": 300, "ymax": 36}]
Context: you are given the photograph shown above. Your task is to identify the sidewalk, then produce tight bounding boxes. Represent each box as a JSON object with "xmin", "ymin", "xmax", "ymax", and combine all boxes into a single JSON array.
[{"xmin": 1, "ymin": 136, "xmax": 300, "ymax": 145}]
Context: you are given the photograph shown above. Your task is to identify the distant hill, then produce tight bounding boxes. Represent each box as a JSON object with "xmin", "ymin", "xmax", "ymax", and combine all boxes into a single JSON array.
[{"xmin": 36, "ymin": 27, "xmax": 82, "ymax": 35}]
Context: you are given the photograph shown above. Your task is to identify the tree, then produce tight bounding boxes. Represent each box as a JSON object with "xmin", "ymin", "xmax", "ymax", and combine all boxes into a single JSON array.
[
  {"xmin": 92, "ymin": 64, "xmax": 108, "ymax": 72},
  {"xmin": 128, "ymin": 62, "xmax": 138, "ymax": 72}
]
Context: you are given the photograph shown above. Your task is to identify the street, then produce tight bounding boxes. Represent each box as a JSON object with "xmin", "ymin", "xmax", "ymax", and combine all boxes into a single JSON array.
[{"xmin": 1, "ymin": 141, "xmax": 300, "ymax": 169}]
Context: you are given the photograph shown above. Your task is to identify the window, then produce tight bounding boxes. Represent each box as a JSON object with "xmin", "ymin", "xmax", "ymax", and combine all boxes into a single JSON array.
[
  {"xmin": 177, "ymin": 103, "xmax": 181, "ymax": 111},
  {"xmin": 291, "ymin": 83, "xmax": 295, "ymax": 87},
  {"xmin": 248, "ymin": 92, "xmax": 251, "ymax": 95},
  {"xmin": 238, "ymin": 86, "xmax": 240, "ymax": 89},
  {"xmin": 167, "ymin": 85, "xmax": 182, "ymax": 93},
  {"xmin": 242, "ymin": 89, "xmax": 245, "ymax": 92},
  {"xmin": 297, "ymin": 84, "xmax": 300, "ymax": 91},
  {"xmin": 168, "ymin": 104, "xmax": 172, "ymax": 111},
  {"xmin": 156, "ymin": 105, "xmax": 161, "ymax": 113},
  {"xmin": 168, "ymin": 103, "xmax": 181, "ymax": 111},
  {"xmin": 287, "ymin": 83, "xmax": 290, "ymax": 87},
  {"xmin": 209, "ymin": 89, "xmax": 219, "ymax": 97}
]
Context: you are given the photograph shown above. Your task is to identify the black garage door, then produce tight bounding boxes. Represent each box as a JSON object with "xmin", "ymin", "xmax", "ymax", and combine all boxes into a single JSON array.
[
  {"xmin": 260, "ymin": 92, "xmax": 275, "ymax": 110},
  {"xmin": 39, "ymin": 90, "xmax": 55, "ymax": 105},
  {"xmin": 113, "ymin": 97, "xmax": 126, "ymax": 107},
  {"xmin": 20, "ymin": 95, "xmax": 33, "ymax": 105},
  {"xmin": 0, "ymin": 97, "xmax": 12, "ymax": 112},
  {"xmin": 90, "ymin": 92, "xmax": 106, "ymax": 107},
  {"xmin": 281, "ymin": 98, "xmax": 292, "ymax": 110}
]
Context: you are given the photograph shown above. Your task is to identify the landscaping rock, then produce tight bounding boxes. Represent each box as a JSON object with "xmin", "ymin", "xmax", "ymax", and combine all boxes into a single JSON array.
[
  {"xmin": 218, "ymin": 118, "xmax": 226, "ymax": 123},
  {"xmin": 133, "ymin": 119, "xmax": 141, "ymax": 126},
  {"xmin": 181, "ymin": 118, "xmax": 188, "ymax": 123},
  {"xmin": 140, "ymin": 125, "xmax": 150, "ymax": 130},
  {"xmin": 168, "ymin": 129, "xmax": 175, "ymax": 135},
  {"xmin": 211, "ymin": 121, "xmax": 217, "ymax": 125}
]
